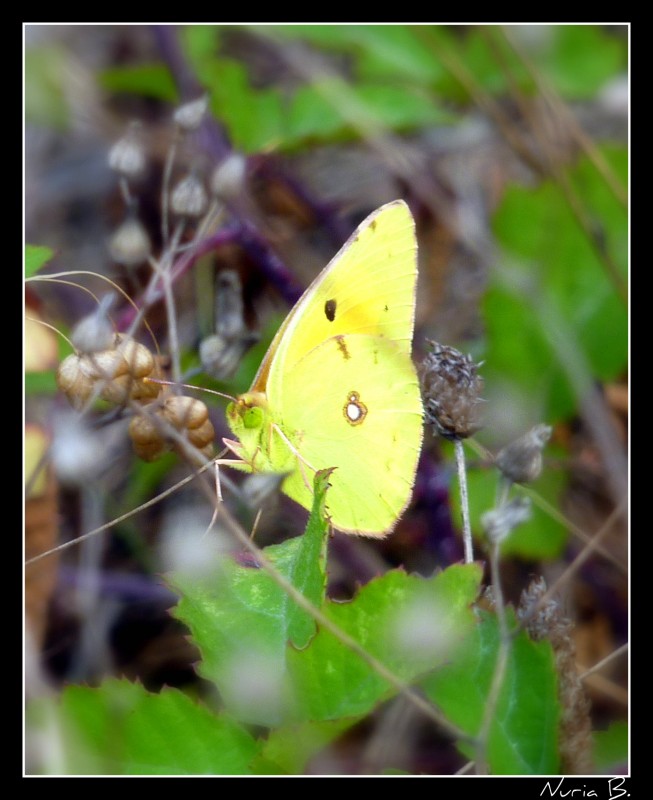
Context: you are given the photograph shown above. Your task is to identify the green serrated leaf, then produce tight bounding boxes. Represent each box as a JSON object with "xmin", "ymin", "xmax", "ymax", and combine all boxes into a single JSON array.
[
  {"xmin": 25, "ymin": 244, "xmax": 54, "ymax": 278},
  {"xmin": 170, "ymin": 471, "xmax": 330, "ymax": 725},
  {"xmin": 26, "ymin": 680, "xmax": 259, "ymax": 775},
  {"xmin": 286, "ymin": 468, "xmax": 331, "ymax": 648},
  {"xmin": 287, "ymin": 564, "xmax": 482, "ymax": 721},
  {"xmin": 423, "ymin": 609, "xmax": 560, "ymax": 775}
]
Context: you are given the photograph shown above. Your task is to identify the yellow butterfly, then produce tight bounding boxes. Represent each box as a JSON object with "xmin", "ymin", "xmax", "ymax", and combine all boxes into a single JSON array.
[{"xmin": 225, "ymin": 200, "xmax": 423, "ymax": 537}]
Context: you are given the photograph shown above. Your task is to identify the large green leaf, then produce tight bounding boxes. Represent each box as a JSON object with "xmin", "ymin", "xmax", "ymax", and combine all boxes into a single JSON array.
[
  {"xmin": 484, "ymin": 147, "xmax": 627, "ymax": 422},
  {"xmin": 261, "ymin": 718, "xmax": 359, "ymax": 774},
  {"xmin": 287, "ymin": 563, "xmax": 482, "ymax": 721},
  {"xmin": 539, "ymin": 25, "xmax": 626, "ymax": 98},
  {"xmin": 182, "ymin": 27, "xmax": 285, "ymax": 153},
  {"xmin": 27, "ymin": 681, "xmax": 258, "ymax": 775},
  {"xmin": 171, "ymin": 470, "xmax": 331, "ymax": 726},
  {"xmin": 423, "ymin": 610, "xmax": 560, "ymax": 774}
]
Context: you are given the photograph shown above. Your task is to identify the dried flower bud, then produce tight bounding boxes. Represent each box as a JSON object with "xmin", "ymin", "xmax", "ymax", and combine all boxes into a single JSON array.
[
  {"xmin": 200, "ymin": 269, "xmax": 259, "ymax": 378},
  {"xmin": 419, "ymin": 341, "xmax": 484, "ymax": 440},
  {"xmin": 481, "ymin": 496, "xmax": 532, "ymax": 545},
  {"xmin": 108, "ymin": 123, "xmax": 146, "ymax": 178},
  {"xmin": 171, "ymin": 173, "xmax": 208, "ymax": 218},
  {"xmin": 174, "ymin": 94, "xmax": 209, "ymax": 131},
  {"xmin": 495, "ymin": 423, "xmax": 552, "ymax": 484},
  {"xmin": 70, "ymin": 295, "xmax": 115, "ymax": 354},
  {"xmin": 109, "ymin": 217, "xmax": 151, "ymax": 266},
  {"xmin": 211, "ymin": 153, "xmax": 246, "ymax": 199},
  {"xmin": 517, "ymin": 577, "xmax": 593, "ymax": 774}
]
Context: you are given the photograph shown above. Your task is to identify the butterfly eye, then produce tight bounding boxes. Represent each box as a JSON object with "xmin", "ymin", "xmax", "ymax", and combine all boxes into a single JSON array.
[{"xmin": 243, "ymin": 406, "xmax": 264, "ymax": 430}]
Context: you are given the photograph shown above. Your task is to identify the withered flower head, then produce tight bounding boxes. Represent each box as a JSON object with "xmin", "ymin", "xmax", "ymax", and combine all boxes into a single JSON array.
[
  {"xmin": 495, "ymin": 423, "xmax": 552, "ymax": 485},
  {"xmin": 419, "ymin": 341, "xmax": 484, "ymax": 440}
]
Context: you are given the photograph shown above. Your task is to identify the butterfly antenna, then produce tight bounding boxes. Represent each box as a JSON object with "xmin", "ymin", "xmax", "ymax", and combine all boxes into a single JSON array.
[{"xmin": 144, "ymin": 376, "xmax": 236, "ymax": 404}]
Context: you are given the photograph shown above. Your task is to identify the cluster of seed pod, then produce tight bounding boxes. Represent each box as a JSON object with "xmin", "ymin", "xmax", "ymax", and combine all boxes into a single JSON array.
[
  {"xmin": 129, "ymin": 395, "xmax": 215, "ymax": 464},
  {"xmin": 57, "ymin": 333, "xmax": 162, "ymax": 410},
  {"xmin": 57, "ymin": 332, "xmax": 215, "ymax": 465}
]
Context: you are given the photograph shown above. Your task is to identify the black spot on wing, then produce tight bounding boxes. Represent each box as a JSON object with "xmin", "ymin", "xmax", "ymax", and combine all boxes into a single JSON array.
[{"xmin": 325, "ymin": 298, "xmax": 337, "ymax": 322}]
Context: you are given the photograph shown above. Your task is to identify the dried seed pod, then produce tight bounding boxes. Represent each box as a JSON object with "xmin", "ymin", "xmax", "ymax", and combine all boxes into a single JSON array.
[
  {"xmin": 419, "ymin": 341, "xmax": 484, "ymax": 440},
  {"xmin": 57, "ymin": 335, "xmax": 160, "ymax": 410},
  {"xmin": 56, "ymin": 353, "xmax": 96, "ymax": 410},
  {"xmin": 162, "ymin": 395, "xmax": 210, "ymax": 430},
  {"xmin": 109, "ymin": 217, "xmax": 152, "ymax": 267},
  {"xmin": 211, "ymin": 153, "xmax": 246, "ymax": 199},
  {"xmin": 108, "ymin": 122, "xmax": 146, "ymax": 179},
  {"xmin": 200, "ymin": 269, "xmax": 259, "ymax": 379},
  {"xmin": 70, "ymin": 295, "xmax": 116, "ymax": 354},
  {"xmin": 174, "ymin": 95, "xmax": 209, "ymax": 132},
  {"xmin": 114, "ymin": 334, "xmax": 156, "ymax": 379},
  {"xmin": 481, "ymin": 496, "xmax": 532, "ymax": 546},
  {"xmin": 128, "ymin": 412, "xmax": 170, "ymax": 462},
  {"xmin": 495, "ymin": 424, "xmax": 552, "ymax": 485},
  {"xmin": 186, "ymin": 418, "xmax": 215, "ymax": 450},
  {"xmin": 129, "ymin": 396, "xmax": 215, "ymax": 463},
  {"xmin": 171, "ymin": 173, "xmax": 208, "ymax": 218}
]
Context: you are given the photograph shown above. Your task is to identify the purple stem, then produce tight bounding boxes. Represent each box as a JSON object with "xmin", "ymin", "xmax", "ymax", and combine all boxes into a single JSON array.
[
  {"xmin": 117, "ymin": 220, "xmax": 305, "ymax": 330},
  {"xmin": 415, "ymin": 454, "xmax": 463, "ymax": 565},
  {"xmin": 238, "ymin": 219, "xmax": 304, "ymax": 306},
  {"xmin": 151, "ymin": 24, "xmax": 231, "ymax": 159},
  {"xmin": 57, "ymin": 564, "xmax": 177, "ymax": 606},
  {"xmin": 151, "ymin": 26, "xmax": 350, "ymax": 246}
]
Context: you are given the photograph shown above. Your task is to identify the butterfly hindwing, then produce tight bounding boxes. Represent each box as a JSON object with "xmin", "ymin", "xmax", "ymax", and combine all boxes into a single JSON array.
[{"xmin": 277, "ymin": 334, "xmax": 423, "ymax": 537}]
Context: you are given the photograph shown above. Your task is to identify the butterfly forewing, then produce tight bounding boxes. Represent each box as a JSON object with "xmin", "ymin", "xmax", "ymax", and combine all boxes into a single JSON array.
[{"xmin": 255, "ymin": 200, "xmax": 417, "ymax": 398}]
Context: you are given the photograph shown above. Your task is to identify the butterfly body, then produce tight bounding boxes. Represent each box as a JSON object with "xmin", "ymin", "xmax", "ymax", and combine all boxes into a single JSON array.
[{"xmin": 226, "ymin": 200, "xmax": 423, "ymax": 538}]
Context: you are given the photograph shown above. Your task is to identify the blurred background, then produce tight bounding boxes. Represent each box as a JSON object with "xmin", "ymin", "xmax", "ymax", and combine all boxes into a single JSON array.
[{"xmin": 24, "ymin": 24, "xmax": 628, "ymax": 775}]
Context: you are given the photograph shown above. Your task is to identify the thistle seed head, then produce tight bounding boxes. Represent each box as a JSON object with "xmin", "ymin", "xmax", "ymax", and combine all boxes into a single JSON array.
[{"xmin": 419, "ymin": 341, "xmax": 484, "ymax": 440}]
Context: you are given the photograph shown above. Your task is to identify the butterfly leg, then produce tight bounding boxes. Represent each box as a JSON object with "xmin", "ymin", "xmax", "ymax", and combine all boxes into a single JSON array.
[{"xmin": 270, "ymin": 422, "xmax": 316, "ymax": 491}]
